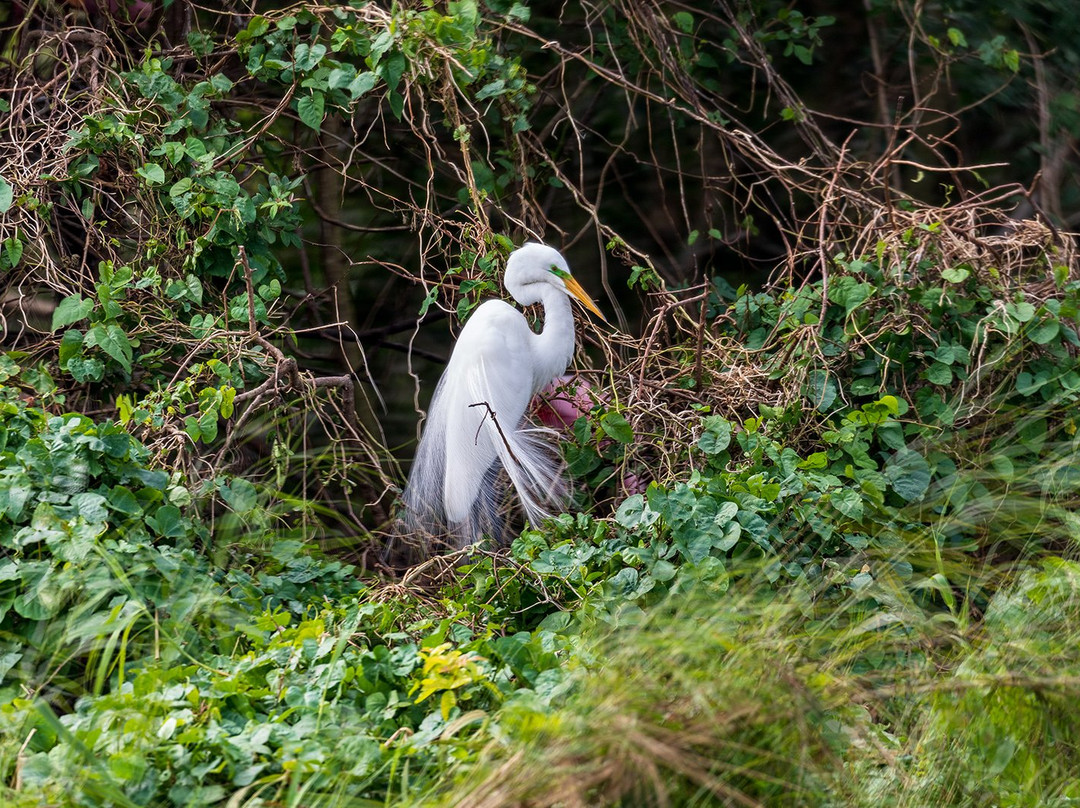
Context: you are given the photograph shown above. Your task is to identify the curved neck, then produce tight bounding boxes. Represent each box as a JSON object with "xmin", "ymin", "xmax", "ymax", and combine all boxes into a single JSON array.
[{"xmin": 530, "ymin": 285, "xmax": 575, "ymax": 393}]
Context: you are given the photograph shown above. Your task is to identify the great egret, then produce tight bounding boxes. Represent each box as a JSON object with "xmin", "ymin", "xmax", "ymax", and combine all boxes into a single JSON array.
[{"xmin": 402, "ymin": 243, "xmax": 605, "ymax": 549}]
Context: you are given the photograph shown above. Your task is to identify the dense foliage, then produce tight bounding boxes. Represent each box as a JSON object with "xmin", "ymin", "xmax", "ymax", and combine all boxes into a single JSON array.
[{"xmin": 0, "ymin": 0, "xmax": 1078, "ymax": 806}]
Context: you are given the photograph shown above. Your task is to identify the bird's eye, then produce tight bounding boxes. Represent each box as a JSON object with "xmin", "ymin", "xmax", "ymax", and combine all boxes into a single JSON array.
[{"xmin": 549, "ymin": 266, "xmax": 570, "ymax": 280}]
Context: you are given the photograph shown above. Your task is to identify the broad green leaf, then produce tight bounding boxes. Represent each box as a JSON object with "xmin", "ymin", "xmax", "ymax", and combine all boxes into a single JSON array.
[
  {"xmin": 66, "ymin": 356, "xmax": 105, "ymax": 382},
  {"xmin": 210, "ymin": 73, "xmax": 233, "ymax": 93},
  {"xmin": 219, "ymin": 386, "xmax": 236, "ymax": 419},
  {"xmin": 672, "ymin": 10, "xmax": 694, "ymax": 32},
  {"xmin": 926, "ymin": 362, "xmax": 952, "ymax": 386},
  {"xmin": 885, "ymin": 448, "xmax": 931, "ymax": 502},
  {"xmin": 0, "ymin": 176, "xmax": 12, "ymax": 213},
  {"xmin": 599, "ymin": 412, "xmax": 633, "ymax": 444},
  {"xmin": 51, "ymin": 295, "xmax": 94, "ymax": 331},
  {"xmin": 327, "ymin": 66, "xmax": 355, "ymax": 90},
  {"xmin": 827, "ymin": 276, "xmax": 871, "ymax": 316},
  {"xmin": 297, "ymin": 92, "xmax": 325, "ymax": 131},
  {"xmin": 714, "ymin": 519, "xmax": 741, "ymax": 552},
  {"xmin": 2, "ymin": 236, "xmax": 23, "ymax": 269},
  {"xmin": 198, "ymin": 410, "xmax": 218, "ymax": 443},
  {"xmin": 475, "ymin": 80, "xmax": 506, "ymax": 101},
  {"xmin": 136, "ymin": 163, "xmax": 166, "ymax": 185},
  {"xmin": 0, "ymin": 651, "xmax": 22, "ymax": 682},
  {"xmin": 698, "ymin": 416, "xmax": 732, "ymax": 454},
  {"xmin": 1006, "ymin": 301, "xmax": 1035, "ymax": 323},
  {"xmin": 184, "ymin": 415, "xmax": 201, "ymax": 442},
  {"xmin": 1015, "ymin": 371, "xmax": 1048, "ymax": 396},
  {"xmin": 86, "ymin": 323, "xmax": 133, "ymax": 372},
  {"xmin": 877, "ymin": 421, "xmax": 906, "ymax": 450},
  {"xmin": 169, "ymin": 177, "xmax": 193, "ymax": 198},
  {"xmin": 388, "ymin": 89, "xmax": 405, "ymax": 120},
  {"xmin": 148, "ymin": 504, "xmax": 185, "ymax": 538},
  {"xmin": 806, "ymin": 369, "xmax": 838, "ymax": 412},
  {"xmin": 940, "ymin": 266, "xmax": 970, "ymax": 283},
  {"xmin": 830, "ymin": 488, "xmax": 864, "ymax": 521},
  {"xmin": 615, "ymin": 494, "xmax": 659, "ymax": 529},
  {"xmin": 843, "ymin": 533, "xmax": 869, "ymax": 550},
  {"xmin": 1027, "ymin": 318, "xmax": 1060, "ymax": 345},
  {"xmin": 57, "ymin": 329, "xmax": 81, "ymax": 364},
  {"xmin": 348, "ymin": 72, "xmax": 378, "ymax": 99},
  {"xmin": 15, "ymin": 589, "xmax": 57, "ymax": 620},
  {"xmin": 798, "ymin": 451, "xmax": 828, "ymax": 469},
  {"xmin": 0, "ymin": 354, "xmax": 18, "ymax": 382},
  {"xmin": 107, "ymin": 485, "xmax": 142, "ymax": 516},
  {"xmin": 71, "ymin": 492, "xmax": 108, "ymax": 522},
  {"xmin": 220, "ymin": 477, "xmax": 258, "ymax": 512}
]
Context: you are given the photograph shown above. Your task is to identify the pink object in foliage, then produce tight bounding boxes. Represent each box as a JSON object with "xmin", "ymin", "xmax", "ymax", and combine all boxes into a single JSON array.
[
  {"xmin": 622, "ymin": 473, "xmax": 648, "ymax": 495},
  {"xmin": 534, "ymin": 375, "xmax": 596, "ymax": 430}
]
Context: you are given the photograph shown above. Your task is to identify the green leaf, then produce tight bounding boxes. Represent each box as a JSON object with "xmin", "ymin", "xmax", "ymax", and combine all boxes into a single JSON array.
[
  {"xmin": 327, "ymin": 66, "xmax": 355, "ymax": 90},
  {"xmin": 58, "ymin": 330, "xmax": 83, "ymax": 365},
  {"xmin": 1027, "ymin": 318, "xmax": 1060, "ymax": 345},
  {"xmin": 198, "ymin": 410, "xmax": 218, "ymax": 443},
  {"xmin": 830, "ymin": 488, "xmax": 864, "ymax": 521},
  {"xmin": 210, "ymin": 73, "xmax": 233, "ymax": 93},
  {"xmin": 51, "ymin": 295, "xmax": 94, "ymax": 331},
  {"xmin": 297, "ymin": 92, "xmax": 325, "ymax": 131},
  {"xmin": 184, "ymin": 415, "xmax": 201, "ymax": 442},
  {"xmin": 947, "ymin": 27, "xmax": 968, "ymax": 47},
  {"xmin": 72, "ymin": 492, "xmax": 108, "ymax": 522},
  {"xmin": 940, "ymin": 266, "xmax": 970, "ymax": 283},
  {"xmin": 218, "ymin": 386, "xmax": 236, "ymax": 419},
  {"xmin": 0, "ymin": 354, "xmax": 18, "ymax": 382},
  {"xmin": 806, "ymin": 370, "xmax": 838, "ymax": 412},
  {"xmin": 86, "ymin": 323, "xmax": 133, "ymax": 372},
  {"xmin": 1007, "ymin": 301, "xmax": 1036, "ymax": 323},
  {"xmin": 926, "ymin": 362, "xmax": 952, "ymax": 386},
  {"xmin": 136, "ymin": 163, "xmax": 166, "ymax": 185},
  {"xmin": 885, "ymin": 448, "xmax": 931, "ymax": 502},
  {"xmin": 107, "ymin": 485, "xmax": 143, "ymax": 516},
  {"xmin": 615, "ymin": 494, "xmax": 659, "ymax": 529},
  {"xmin": 672, "ymin": 11, "xmax": 694, "ymax": 32},
  {"xmin": 220, "ymin": 478, "xmax": 258, "ymax": 512},
  {"xmin": 347, "ymin": 71, "xmax": 377, "ymax": 99},
  {"xmin": 0, "ymin": 176, "xmax": 12, "ymax": 213},
  {"xmin": 697, "ymin": 416, "xmax": 732, "ymax": 454},
  {"xmin": 378, "ymin": 50, "xmax": 407, "ymax": 91},
  {"xmin": 2, "ymin": 237, "xmax": 23, "ymax": 269},
  {"xmin": 388, "ymin": 90, "xmax": 405, "ymax": 120},
  {"xmin": 148, "ymin": 504, "xmax": 185, "ymax": 538},
  {"xmin": 475, "ymin": 80, "xmax": 506, "ymax": 101},
  {"xmin": 1015, "ymin": 371, "xmax": 1048, "ymax": 396},
  {"xmin": 600, "ymin": 412, "xmax": 634, "ymax": 444},
  {"xmin": 67, "ymin": 356, "xmax": 105, "ymax": 383},
  {"xmin": 827, "ymin": 276, "xmax": 871, "ymax": 316}
]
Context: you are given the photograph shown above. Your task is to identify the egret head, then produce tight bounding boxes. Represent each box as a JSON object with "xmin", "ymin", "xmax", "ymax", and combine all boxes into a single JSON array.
[{"xmin": 506, "ymin": 242, "xmax": 606, "ymax": 321}]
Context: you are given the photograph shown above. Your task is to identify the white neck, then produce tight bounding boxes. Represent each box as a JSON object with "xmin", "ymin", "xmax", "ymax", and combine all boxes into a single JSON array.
[{"xmin": 530, "ymin": 284, "xmax": 574, "ymax": 394}]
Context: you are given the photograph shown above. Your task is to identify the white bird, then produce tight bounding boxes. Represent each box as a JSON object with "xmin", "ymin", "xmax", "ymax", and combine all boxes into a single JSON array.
[{"xmin": 401, "ymin": 243, "xmax": 605, "ymax": 550}]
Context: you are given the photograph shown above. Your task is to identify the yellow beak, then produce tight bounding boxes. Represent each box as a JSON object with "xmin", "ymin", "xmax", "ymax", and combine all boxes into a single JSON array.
[{"xmin": 563, "ymin": 275, "xmax": 608, "ymax": 324}]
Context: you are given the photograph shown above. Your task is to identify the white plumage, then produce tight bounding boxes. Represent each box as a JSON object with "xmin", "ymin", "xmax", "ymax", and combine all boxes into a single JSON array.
[{"xmin": 402, "ymin": 243, "xmax": 604, "ymax": 549}]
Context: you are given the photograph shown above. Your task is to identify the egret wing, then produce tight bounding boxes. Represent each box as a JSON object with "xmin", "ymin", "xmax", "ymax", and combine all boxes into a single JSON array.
[{"xmin": 403, "ymin": 300, "xmax": 566, "ymax": 546}]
